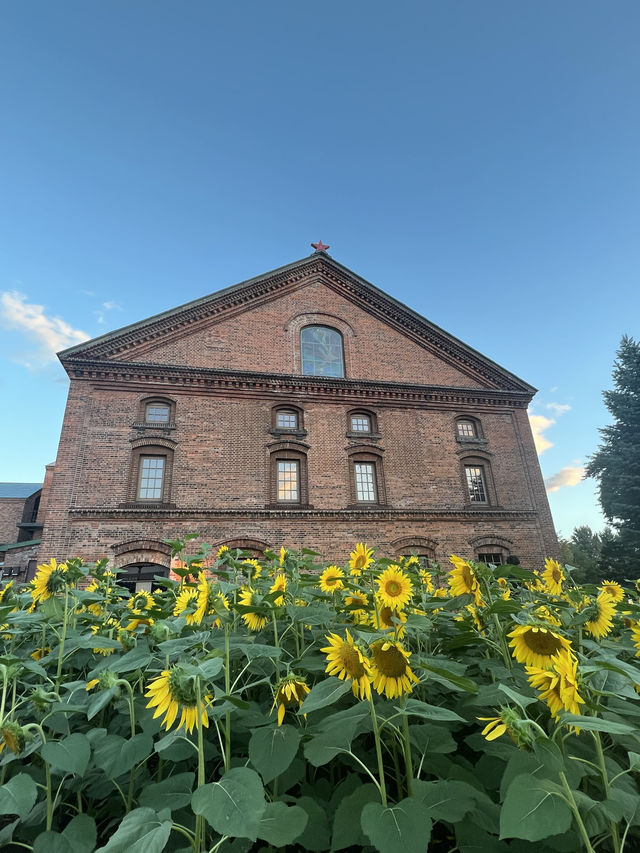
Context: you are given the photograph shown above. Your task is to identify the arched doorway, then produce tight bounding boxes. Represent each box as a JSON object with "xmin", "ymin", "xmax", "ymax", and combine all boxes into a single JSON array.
[{"xmin": 111, "ymin": 539, "xmax": 171, "ymax": 592}]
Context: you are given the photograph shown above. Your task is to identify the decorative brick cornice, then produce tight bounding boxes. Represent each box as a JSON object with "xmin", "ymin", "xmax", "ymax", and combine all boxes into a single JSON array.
[
  {"xmin": 62, "ymin": 360, "xmax": 533, "ymax": 409},
  {"xmin": 58, "ymin": 254, "xmax": 535, "ymax": 394},
  {"xmin": 68, "ymin": 507, "xmax": 539, "ymax": 522}
]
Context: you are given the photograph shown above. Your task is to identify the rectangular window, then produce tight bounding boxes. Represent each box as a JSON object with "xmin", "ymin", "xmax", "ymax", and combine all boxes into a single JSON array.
[
  {"xmin": 465, "ymin": 465, "xmax": 487, "ymax": 503},
  {"xmin": 350, "ymin": 415, "xmax": 371, "ymax": 433},
  {"xmin": 457, "ymin": 421, "xmax": 475, "ymax": 438},
  {"xmin": 478, "ymin": 553, "xmax": 503, "ymax": 565},
  {"xmin": 146, "ymin": 405, "xmax": 170, "ymax": 423},
  {"xmin": 277, "ymin": 460, "xmax": 299, "ymax": 502},
  {"xmin": 354, "ymin": 462, "xmax": 377, "ymax": 502},
  {"xmin": 276, "ymin": 411, "xmax": 298, "ymax": 430},
  {"xmin": 138, "ymin": 456, "xmax": 165, "ymax": 500}
]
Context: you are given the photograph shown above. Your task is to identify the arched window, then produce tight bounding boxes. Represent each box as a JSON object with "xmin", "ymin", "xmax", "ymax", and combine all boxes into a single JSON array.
[
  {"xmin": 347, "ymin": 409, "xmax": 379, "ymax": 437},
  {"xmin": 267, "ymin": 440, "xmax": 311, "ymax": 508},
  {"xmin": 300, "ymin": 326, "xmax": 345, "ymax": 378},
  {"xmin": 346, "ymin": 446, "xmax": 387, "ymax": 507},
  {"xmin": 459, "ymin": 451, "xmax": 497, "ymax": 507},
  {"xmin": 270, "ymin": 405, "xmax": 306, "ymax": 437},
  {"xmin": 137, "ymin": 397, "xmax": 176, "ymax": 426}
]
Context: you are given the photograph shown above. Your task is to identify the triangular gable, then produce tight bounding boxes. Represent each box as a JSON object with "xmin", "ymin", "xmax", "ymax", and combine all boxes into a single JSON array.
[{"xmin": 59, "ymin": 253, "xmax": 535, "ymax": 394}]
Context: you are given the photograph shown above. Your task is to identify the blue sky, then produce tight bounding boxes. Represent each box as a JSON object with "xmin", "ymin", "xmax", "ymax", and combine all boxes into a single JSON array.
[{"xmin": 1, "ymin": 1, "xmax": 638, "ymax": 539}]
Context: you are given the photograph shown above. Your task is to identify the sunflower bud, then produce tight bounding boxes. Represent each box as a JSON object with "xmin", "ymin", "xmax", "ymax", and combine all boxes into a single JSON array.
[{"xmin": 0, "ymin": 721, "xmax": 26, "ymax": 755}]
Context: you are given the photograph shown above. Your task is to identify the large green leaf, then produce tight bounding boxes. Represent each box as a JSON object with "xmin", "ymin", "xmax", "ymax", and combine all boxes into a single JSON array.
[
  {"xmin": 500, "ymin": 774, "xmax": 572, "ymax": 841},
  {"xmin": 409, "ymin": 723, "xmax": 457, "ymax": 755},
  {"xmin": 256, "ymin": 801, "xmax": 308, "ymax": 846},
  {"xmin": 110, "ymin": 643, "xmax": 152, "ymax": 674},
  {"xmin": 299, "ymin": 677, "xmax": 352, "ymax": 714},
  {"xmin": 42, "ymin": 733, "xmax": 91, "ymax": 777},
  {"xmin": 361, "ymin": 798, "xmax": 432, "ymax": 853},
  {"xmin": 93, "ymin": 733, "xmax": 153, "ymax": 779},
  {"xmin": 0, "ymin": 772, "xmax": 38, "ymax": 819},
  {"xmin": 33, "ymin": 817, "xmax": 97, "ymax": 853},
  {"xmin": 413, "ymin": 779, "xmax": 477, "ymax": 822},
  {"xmin": 332, "ymin": 783, "xmax": 379, "ymax": 850},
  {"xmin": 139, "ymin": 772, "xmax": 195, "ymax": 811},
  {"xmin": 249, "ymin": 724, "xmax": 300, "ymax": 783},
  {"xmin": 95, "ymin": 807, "xmax": 172, "ymax": 853},
  {"xmin": 559, "ymin": 715, "xmax": 636, "ymax": 734},
  {"xmin": 303, "ymin": 704, "xmax": 370, "ymax": 767},
  {"xmin": 294, "ymin": 796, "xmax": 331, "ymax": 852},
  {"xmin": 417, "ymin": 661, "xmax": 478, "ymax": 693},
  {"xmin": 191, "ymin": 767, "xmax": 266, "ymax": 840},
  {"xmin": 394, "ymin": 697, "xmax": 465, "ymax": 722}
]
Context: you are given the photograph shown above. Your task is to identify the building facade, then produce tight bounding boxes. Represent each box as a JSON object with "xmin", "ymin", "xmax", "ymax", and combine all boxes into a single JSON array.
[
  {"xmin": 0, "ymin": 483, "xmax": 43, "ymax": 581},
  {"xmin": 38, "ymin": 250, "xmax": 558, "ymax": 583}
]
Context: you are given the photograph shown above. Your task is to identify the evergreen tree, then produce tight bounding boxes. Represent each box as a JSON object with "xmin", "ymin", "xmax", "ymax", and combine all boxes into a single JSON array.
[{"xmin": 586, "ymin": 336, "xmax": 640, "ymax": 572}]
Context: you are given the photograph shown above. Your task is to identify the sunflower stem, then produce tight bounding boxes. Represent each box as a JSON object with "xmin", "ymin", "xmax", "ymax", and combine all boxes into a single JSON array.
[
  {"xmin": 559, "ymin": 771, "xmax": 595, "ymax": 853},
  {"xmin": 400, "ymin": 696, "xmax": 414, "ymax": 797},
  {"xmin": 25, "ymin": 724, "xmax": 53, "ymax": 830},
  {"xmin": 195, "ymin": 677, "xmax": 206, "ymax": 853},
  {"xmin": 55, "ymin": 585, "xmax": 71, "ymax": 691},
  {"xmin": 592, "ymin": 731, "xmax": 621, "ymax": 853},
  {"xmin": 0, "ymin": 666, "xmax": 8, "ymax": 726},
  {"xmin": 224, "ymin": 624, "xmax": 231, "ymax": 770},
  {"xmin": 368, "ymin": 693, "xmax": 387, "ymax": 806}
]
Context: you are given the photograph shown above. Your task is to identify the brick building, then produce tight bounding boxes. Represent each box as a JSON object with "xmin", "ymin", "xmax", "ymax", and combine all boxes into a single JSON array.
[
  {"xmin": 38, "ymin": 249, "xmax": 557, "ymax": 585},
  {"xmin": 0, "ymin": 483, "xmax": 43, "ymax": 581}
]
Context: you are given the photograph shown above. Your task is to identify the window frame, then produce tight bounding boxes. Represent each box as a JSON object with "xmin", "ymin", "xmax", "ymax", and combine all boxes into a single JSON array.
[
  {"xmin": 276, "ymin": 459, "xmax": 301, "ymax": 503},
  {"xmin": 136, "ymin": 455, "xmax": 167, "ymax": 501},
  {"xmin": 137, "ymin": 396, "xmax": 176, "ymax": 427},
  {"xmin": 454, "ymin": 415, "xmax": 485, "ymax": 444},
  {"xmin": 124, "ymin": 440, "xmax": 176, "ymax": 507},
  {"xmin": 459, "ymin": 451, "xmax": 497, "ymax": 508},
  {"xmin": 353, "ymin": 461, "xmax": 378, "ymax": 503},
  {"xmin": 346, "ymin": 446, "xmax": 387, "ymax": 508},
  {"xmin": 267, "ymin": 440, "xmax": 310, "ymax": 508},
  {"xmin": 270, "ymin": 405, "xmax": 306, "ymax": 439},
  {"xmin": 300, "ymin": 325, "xmax": 345, "ymax": 378}
]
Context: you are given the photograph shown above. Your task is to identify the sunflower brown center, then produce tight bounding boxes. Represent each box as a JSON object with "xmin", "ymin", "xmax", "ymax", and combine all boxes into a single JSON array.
[
  {"xmin": 551, "ymin": 568, "xmax": 562, "ymax": 583},
  {"xmin": 326, "ymin": 575, "xmax": 339, "ymax": 587},
  {"xmin": 524, "ymin": 630, "xmax": 565, "ymax": 655},
  {"xmin": 385, "ymin": 581, "xmax": 401, "ymax": 596},
  {"xmin": 371, "ymin": 642, "xmax": 408, "ymax": 678},
  {"xmin": 354, "ymin": 555, "xmax": 366, "ymax": 569},
  {"xmin": 339, "ymin": 643, "xmax": 366, "ymax": 679}
]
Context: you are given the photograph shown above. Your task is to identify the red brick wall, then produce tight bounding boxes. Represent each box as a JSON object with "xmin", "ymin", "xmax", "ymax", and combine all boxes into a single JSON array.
[
  {"xmin": 39, "ymin": 381, "xmax": 558, "ymax": 569},
  {"xmin": 0, "ymin": 499, "xmax": 25, "ymax": 544},
  {"xmin": 117, "ymin": 280, "xmax": 485, "ymax": 389}
]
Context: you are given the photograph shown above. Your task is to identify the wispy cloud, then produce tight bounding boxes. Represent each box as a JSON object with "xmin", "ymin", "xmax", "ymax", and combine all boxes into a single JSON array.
[
  {"xmin": 546, "ymin": 403, "xmax": 571, "ymax": 417},
  {"xmin": 529, "ymin": 413, "xmax": 555, "ymax": 454},
  {"xmin": 94, "ymin": 300, "xmax": 122, "ymax": 325},
  {"xmin": 545, "ymin": 465, "xmax": 585, "ymax": 493},
  {"xmin": 0, "ymin": 290, "xmax": 89, "ymax": 368}
]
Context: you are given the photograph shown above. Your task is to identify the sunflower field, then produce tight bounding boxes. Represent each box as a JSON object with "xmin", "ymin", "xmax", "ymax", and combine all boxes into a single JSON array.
[{"xmin": 1, "ymin": 541, "xmax": 640, "ymax": 853}]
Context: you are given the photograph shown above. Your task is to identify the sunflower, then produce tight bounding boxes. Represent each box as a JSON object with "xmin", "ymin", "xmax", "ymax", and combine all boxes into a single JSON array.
[
  {"xmin": 173, "ymin": 587, "xmax": 200, "ymax": 625},
  {"xmin": 632, "ymin": 622, "xmax": 640, "ymax": 657},
  {"xmin": 279, "ymin": 546, "xmax": 287, "ymax": 568},
  {"xmin": 127, "ymin": 590, "xmax": 155, "ymax": 616},
  {"xmin": 242, "ymin": 558, "xmax": 262, "ymax": 580},
  {"xmin": 448, "ymin": 556, "xmax": 484, "ymax": 607},
  {"xmin": 542, "ymin": 558, "xmax": 565, "ymax": 595},
  {"xmin": 418, "ymin": 570, "xmax": 434, "ymax": 594},
  {"xmin": 0, "ymin": 722, "xmax": 25, "ymax": 756},
  {"xmin": 30, "ymin": 558, "xmax": 69, "ymax": 606},
  {"xmin": 369, "ymin": 640, "xmax": 419, "ymax": 699},
  {"xmin": 145, "ymin": 666, "xmax": 211, "ymax": 733},
  {"xmin": 271, "ymin": 675, "xmax": 310, "ymax": 725},
  {"xmin": 349, "ymin": 542, "xmax": 374, "ymax": 576},
  {"xmin": 533, "ymin": 605, "xmax": 562, "ymax": 627},
  {"xmin": 238, "ymin": 587, "xmax": 267, "ymax": 631},
  {"xmin": 527, "ymin": 649, "xmax": 584, "ymax": 719},
  {"xmin": 497, "ymin": 577, "xmax": 511, "ymax": 600},
  {"xmin": 216, "ymin": 545, "xmax": 229, "ymax": 560},
  {"xmin": 91, "ymin": 619, "xmax": 118, "ymax": 656},
  {"xmin": 270, "ymin": 573, "xmax": 287, "ymax": 605},
  {"xmin": 30, "ymin": 646, "xmax": 50, "ymax": 661},
  {"xmin": 319, "ymin": 566, "xmax": 345, "ymax": 593},
  {"xmin": 0, "ymin": 581, "xmax": 14, "ymax": 603},
  {"xmin": 584, "ymin": 592, "xmax": 616, "ymax": 640},
  {"xmin": 433, "ymin": 587, "xmax": 448, "ymax": 599},
  {"xmin": 599, "ymin": 580, "xmax": 624, "ymax": 603},
  {"xmin": 508, "ymin": 624, "xmax": 572, "ymax": 668},
  {"xmin": 372, "ymin": 603, "xmax": 407, "ymax": 638},
  {"xmin": 376, "ymin": 566, "xmax": 413, "ymax": 610},
  {"xmin": 193, "ymin": 573, "xmax": 229, "ymax": 627},
  {"xmin": 345, "ymin": 591, "xmax": 369, "ymax": 624},
  {"xmin": 477, "ymin": 714, "xmax": 508, "ymax": 741},
  {"xmin": 320, "ymin": 630, "xmax": 372, "ymax": 699}
]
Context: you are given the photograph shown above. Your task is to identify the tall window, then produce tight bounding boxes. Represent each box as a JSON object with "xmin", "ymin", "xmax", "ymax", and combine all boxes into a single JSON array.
[
  {"xmin": 138, "ymin": 456, "xmax": 166, "ymax": 500},
  {"xmin": 354, "ymin": 462, "xmax": 377, "ymax": 502},
  {"xmin": 277, "ymin": 460, "xmax": 300, "ymax": 502},
  {"xmin": 300, "ymin": 326, "xmax": 344, "ymax": 377},
  {"xmin": 465, "ymin": 465, "xmax": 487, "ymax": 503}
]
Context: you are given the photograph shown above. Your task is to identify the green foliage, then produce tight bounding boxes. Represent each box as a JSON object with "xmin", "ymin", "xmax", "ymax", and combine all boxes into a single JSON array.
[
  {"xmin": 1, "ymin": 544, "xmax": 640, "ymax": 852},
  {"xmin": 587, "ymin": 335, "xmax": 640, "ymax": 572}
]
